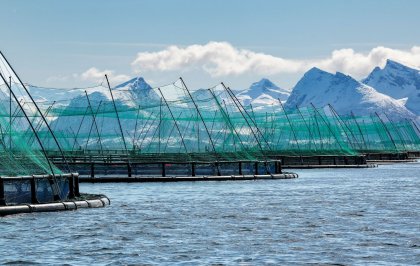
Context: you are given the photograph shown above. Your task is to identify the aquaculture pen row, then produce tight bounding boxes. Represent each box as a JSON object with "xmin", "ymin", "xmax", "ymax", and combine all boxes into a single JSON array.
[
  {"xmin": 0, "ymin": 53, "xmax": 68, "ymax": 176},
  {"xmin": 1, "ymin": 79, "xmax": 417, "ymax": 162},
  {"xmin": 0, "ymin": 51, "xmax": 80, "ymax": 206}
]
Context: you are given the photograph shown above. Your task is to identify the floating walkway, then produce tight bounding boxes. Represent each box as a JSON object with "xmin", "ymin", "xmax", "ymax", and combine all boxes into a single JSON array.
[
  {"xmin": 283, "ymin": 164, "xmax": 376, "ymax": 169},
  {"xmin": 50, "ymin": 154, "xmax": 381, "ymax": 180},
  {"xmin": 0, "ymin": 194, "xmax": 110, "ymax": 216},
  {"xmin": 274, "ymin": 155, "xmax": 375, "ymax": 169},
  {"xmin": 79, "ymin": 173, "xmax": 298, "ymax": 183},
  {"xmin": 0, "ymin": 174, "xmax": 110, "ymax": 216},
  {"xmin": 366, "ymin": 159, "xmax": 418, "ymax": 164}
]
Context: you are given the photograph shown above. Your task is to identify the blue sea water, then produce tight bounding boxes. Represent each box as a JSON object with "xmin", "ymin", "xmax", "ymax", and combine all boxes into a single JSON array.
[{"xmin": 1, "ymin": 162, "xmax": 419, "ymax": 265}]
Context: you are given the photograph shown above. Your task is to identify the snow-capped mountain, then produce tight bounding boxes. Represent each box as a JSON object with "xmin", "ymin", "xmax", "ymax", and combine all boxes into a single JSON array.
[
  {"xmin": 28, "ymin": 77, "xmax": 159, "ymax": 107},
  {"xmin": 236, "ymin": 78, "xmax": 290, "ymax": 106},
  {"xmin": 284, "ymin": 67, "xmax": 416, "ymax": 120},
  {"xmin": 113, "ymin": 77, "xmax": 160, "ymax": 104},
  {"xmin": 362, "ymin": 59, "xmax": 420, "ymax": 116},
  {"xmin": 49, "ymin": 77, "xmax": 159, "ymax": 149},
  {"xmin": 27, "ymin": 85, "xmax": 83, "ymax": 103},
  {"xmin": 78, "ymin": 77, "xmax": 159, "ymax": 107}
]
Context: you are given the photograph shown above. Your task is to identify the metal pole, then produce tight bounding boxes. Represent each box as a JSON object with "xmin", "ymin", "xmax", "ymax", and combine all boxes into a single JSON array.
[
  {"xmin": 401, "ymin": 119, "xmax": 417, "ymax": 147},
  {"xmin": 0, "ymin": 51, "xmax": 70, "ymax": 173},
  {"xmin": 71, "ymin": 106, "xmax": 89, "ymax": 152},
  {"xmin": 375, "ymin": 112, "xmax": 398, "ymax": 151},
  {"xmin": 9, "ymin": 76, "xmax": 11, "ymax": 151},
  {"xmin": 27, "ymin": 101, "xmax": 56, "ymax": 146},
  {"xmin": 384, "ymin": 113, "xmax": 408, "ymax": 151},
  {"xmin": 105, "ymin": 75, "xmax": 129, "ymax": 155},
  {"xmin": 180, "ymin": 78, "xmax": 221, "ymax": 174},
  {"xmin": 208, "ymin": 89, "xmax": 246, "ymax": 152},
  {"xmin": 132, "ymin": 105, "xmax": 141, "ymax": 149},
  {"xmin": 309, "ymin": 104, "xmax": 324, "ymax": 150},
  {"xmin": 197, "ymin": 107, "xmax": 200, "ymax": 152},
  {"xmin": 222, "ymin": 83, "xmax": 271, "ymax": 151},
  {"xmin": 310, "ymin": 103, "xmax": 344, "ymax": 152},
  {"xmin": 295, "ymin": 105, "xmax": 316, "ymax": 151},
  {"xmin": 221, "ymin": 83, "xmax": 269, "ymax": 157},
  {"xmin": 0, "ymin": 72, "xmax": 61, "ymax": 199},
  {"xmin": 0, "ymin": 178, "xmax": 5, "ymax": 205},
  {"xmin": 351, "ymin": 112, "xmax": 368, "ymax": 151},
  {"xmin": 179, "ymin": 78, "xmax": 218, "ymax": 156},
  {"xmin": 411, "ymin": 119, "xmax": 420, "ymax": 135},
  {"xmin": 222, "ymin": 99, "xmax": 236, "ymax": 151},
  {"xmin": 30, "ymin": 176, "xmax": 38, "ymax": 204},
  {"xmin": 85, "ymin": 92, "xmax": 104, "ymax": 153},
  {"xmin": 278, "ymin": 99, "xmax": 301, "ymax": 153},
  {"xmin": 85, "ymin": 101, "xmax": 102, "ymax": 151},
  {"xmin": 157, "ymin": 87, "xmax": 189, "ymax": 154},
  {"xmin": 159, "ymin": 98, "xmax": 162, "ymax": 153},
  {"xmin": 328, "ymin": 104, "xmax": 359, "ymax": 150}
]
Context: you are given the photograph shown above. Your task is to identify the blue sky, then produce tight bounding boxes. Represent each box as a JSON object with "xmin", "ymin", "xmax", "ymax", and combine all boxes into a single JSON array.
[{"xmin": 1, "ymin": 0, "xmax": 419, "ymax": 89}]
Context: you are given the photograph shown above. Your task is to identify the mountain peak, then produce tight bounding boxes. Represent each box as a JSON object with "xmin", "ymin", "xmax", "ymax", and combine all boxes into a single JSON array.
[
  {"xmin": 385, "ymin": 59, "xmax": 407, "ymax": 69},
  {"xmin": 305, "ymin": 67, "xmax": 329, "ymax": 76},
  {"xmin": 285, "ymin": 66, "xmax": 415, "ymax": 120},
  {"xmin": 383, "ymin": 59, "xmax": 420, "ymax": 73},
  {"xmin": 256, "ymin": 78, "xmax": 274, "ymax": 85},
  {"xmin": 250, "ymin": 78, "xmax": 278, "ymax": 90},
  {"xmin": 236, "ymin": 78, "xmax": 289, "ymax": 106},
  {"xmin": 334, "ymin": 72, "xmax": 360, "ymax": 86},
  {"xmin": 110, "ymin": 76, "xmax": 160, "ymax": 103},
  {"xmin": 363, "ymin": 59, "xmax": 420, "ymax": 116},
  {"xmin": 115, "ymin": 76, "xmax": 149, "ymax": 89}
]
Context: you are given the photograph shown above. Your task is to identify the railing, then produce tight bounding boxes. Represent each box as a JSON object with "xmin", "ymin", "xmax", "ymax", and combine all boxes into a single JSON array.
[
  {"xmin": 0, "ymin": 173, "xmax": 79, "ymax": 206},
  {"xmin": 52, "ymin": 160, "xmax": 282, "ymax": 178}
]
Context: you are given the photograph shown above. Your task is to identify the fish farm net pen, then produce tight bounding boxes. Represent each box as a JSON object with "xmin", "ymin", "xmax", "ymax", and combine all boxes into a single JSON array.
[
  {"xmin": 21, "ymin": 81, "xmax": 419, "ymax": 159},
  {"xmin": 0, "ymin": 52, "xmax": 419, "ymax": 183}
]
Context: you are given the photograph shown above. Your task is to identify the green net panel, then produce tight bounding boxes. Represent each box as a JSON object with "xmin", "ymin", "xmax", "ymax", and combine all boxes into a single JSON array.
[
  {"xmin": 38, "ymin": 80, "xmax": 271, "ymax": 162},
  {"xmin": 0, "ymin": 60, "xmax": 63, "ymax": 176},
  {"xmin": 5, "ymin": 78, "xmax": 420, "ymax": 162}
]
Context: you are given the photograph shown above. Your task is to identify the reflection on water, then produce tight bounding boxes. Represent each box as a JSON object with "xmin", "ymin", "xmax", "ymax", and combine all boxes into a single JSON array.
[{"xmin": 1, "ymin": 162, "xmax": 419, "ymax": 265}]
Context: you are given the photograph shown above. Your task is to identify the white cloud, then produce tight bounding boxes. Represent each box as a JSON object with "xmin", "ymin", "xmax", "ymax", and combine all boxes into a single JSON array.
[
  {"xmin": 46, "ymin": 68, "xmax": 130, "ymax": 86},
  {"xmin": 315, "ymin": 46, "xmax": 420, "ymax": 77},
  {"xmin": 131, "ymin": 42, "xmax": 420, "ymax": 78},
  {"xmin": 80, "ymin": 67, "xmax": 130, "ymax": 84}
]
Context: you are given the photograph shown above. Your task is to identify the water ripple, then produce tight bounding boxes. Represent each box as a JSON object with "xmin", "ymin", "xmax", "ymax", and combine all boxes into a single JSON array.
[{"xmin": 0, "ymin": 162, "xmax": 419, "ymax": 265}]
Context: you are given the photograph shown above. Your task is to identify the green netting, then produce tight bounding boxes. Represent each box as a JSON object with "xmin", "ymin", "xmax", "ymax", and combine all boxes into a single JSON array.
[
  {"xmin": 40, "ymin": 81, "xmax": 270, "ymax": 162},
  {"xmin": 336, "ymin": 113, "xmax": 420, "ymax": 153},
  {"xmin": 0, "ymin": 55, "xmax": 63, "ymax": 176},
  {"xmin": 15, "ymin": 78, "xmax": 418, "ymax": 162}
]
